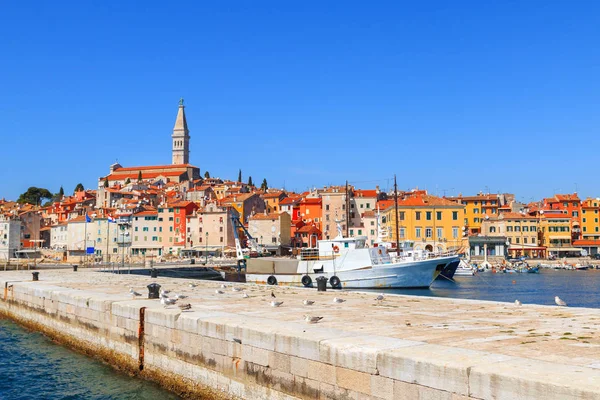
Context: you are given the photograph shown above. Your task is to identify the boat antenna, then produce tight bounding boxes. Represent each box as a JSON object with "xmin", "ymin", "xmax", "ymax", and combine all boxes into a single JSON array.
[
  {"xmin": 394, "ymin": 174, "xmax": 400, "ymax": 253},
  {"xmin": 345, "ymin": 180, "xmax": 350, "ymax": 238}
]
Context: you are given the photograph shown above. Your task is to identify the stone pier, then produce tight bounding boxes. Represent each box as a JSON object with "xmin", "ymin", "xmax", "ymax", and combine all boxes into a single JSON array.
[{"xmin": 1, "ymin": 270, "xmax": 599, "ymax": 399}]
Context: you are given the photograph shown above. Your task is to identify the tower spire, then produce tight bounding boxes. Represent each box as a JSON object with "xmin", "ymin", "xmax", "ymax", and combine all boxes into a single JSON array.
[{"xmin": 172, "ymin": 98, "xmax": 190, "ymax": 165}]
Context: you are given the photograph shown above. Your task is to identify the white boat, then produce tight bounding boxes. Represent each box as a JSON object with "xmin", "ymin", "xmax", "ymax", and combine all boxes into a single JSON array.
[
  {"xmin": 246, "ymin": 222, "xmax": 459, "ymax": 289},
  {"xmin": 453, "ymin": 259, "xmax": 475, "ymax": 276}
]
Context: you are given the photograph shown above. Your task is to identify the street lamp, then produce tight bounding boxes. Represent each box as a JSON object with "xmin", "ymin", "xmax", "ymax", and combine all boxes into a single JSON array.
[{"xmin": 205, "ymin": 232, "xmax": 209, "ymax": 265}]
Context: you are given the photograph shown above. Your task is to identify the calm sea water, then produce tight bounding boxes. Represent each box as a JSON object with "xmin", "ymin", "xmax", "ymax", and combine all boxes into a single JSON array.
[
  {"xmin": 385, "ymin": 269, "xmax": 600, "ymax": 308},
  {"xmin": 0, "ymin": 319, "xmax": 180, "ymax": 400}
]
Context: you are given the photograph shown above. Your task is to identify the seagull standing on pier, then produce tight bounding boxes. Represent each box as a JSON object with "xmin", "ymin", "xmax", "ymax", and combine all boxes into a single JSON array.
[
  {"xmin": 303, "ymin": 299, "xmax": 315, "ymax": 306},
  {"xmin": 160, "ymin": 297, "xmax": 178, "ymax": 308},
  {"xmin": 333, "ymin": 297, "xmax": 345, "ymax": 304},
  {"xmin": 174, "ymin": 294, "xmax": 188, "ymax": 300},
  {"xmin": 242, "ymin": 293, "xmax": 249, "ymax": 298},
  {"xmin": 514, "ymin": 300, "xmax": 522, "ymax": 307},
  {"xmin": 555, "ymin": 296, "xmax": 567, "ymax": 307},
  {"xmin": 270, "ymin": 301, "xmax": 284, "ymax": 307},
  {"xmin": 304, "ymin": 315, "xmax": 323, "ymax": 324},
  {"xmin": 189, "ymin": 283, "xmax": 197, "ymax": 288},
  {"xmin": 232, "ymin": 287, "xmax": 242, "ymax": 292},
  {"xmin": 374, "ymin": 294, "xmax": 384, "ymax": 302},
  {"xmin": 215, "ymin": 289, "xmax": 224, "ymax": 295},
  {"xmin": 129, "ymin": 288, "xmax": 142, "ymax": 297}
]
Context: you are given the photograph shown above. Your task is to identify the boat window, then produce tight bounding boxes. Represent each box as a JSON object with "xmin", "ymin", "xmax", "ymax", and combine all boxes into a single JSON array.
[{"xmin": 344, "ymin": 242, "xmax": 349, "ymax": 248}]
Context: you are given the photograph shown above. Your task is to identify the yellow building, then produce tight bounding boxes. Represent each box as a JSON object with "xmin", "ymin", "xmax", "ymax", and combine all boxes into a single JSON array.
[
  {"xmin": 448, "ymin": 193, "xmax": 503, "ymax": 235},
  {"xmin": 539, "ymin": 212, "xmax": 578, "ymax": 257},
  {"xmin": 481, "ymin": 212, "xmax": 544, "ymax": 258},
  {"xmin": 382, "ymin": 193, "xmax": 466, "ymax": 253},
  {"xmin": 581, "ymin": 198, "xmax": 600, "ymax": 239}
]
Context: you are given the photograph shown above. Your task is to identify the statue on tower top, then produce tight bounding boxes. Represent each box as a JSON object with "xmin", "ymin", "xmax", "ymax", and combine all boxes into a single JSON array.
[{"xmin": 179, "ymin": 97, "xmax": 185, "ymax": 106}]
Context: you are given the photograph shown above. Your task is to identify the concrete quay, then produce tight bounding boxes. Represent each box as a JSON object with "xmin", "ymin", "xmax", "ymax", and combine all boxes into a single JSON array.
[{"xmin": 0, "ymin": 270, "xmax": 599, "ymax": 400}]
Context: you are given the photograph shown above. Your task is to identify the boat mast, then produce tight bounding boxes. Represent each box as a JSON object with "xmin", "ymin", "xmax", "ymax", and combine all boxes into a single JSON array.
[
  {"xmin": 345, "ymin": 180, "xmax": 350, "ymax": 238},
  {"xmin": 394, "ymin": 175, "xmax": 400, "ymax": 253}
]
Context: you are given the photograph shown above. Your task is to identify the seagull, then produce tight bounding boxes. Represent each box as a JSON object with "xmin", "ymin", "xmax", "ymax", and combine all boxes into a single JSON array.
[
  {"xmin": 215, "ymin": 289, "xmax": 224, "ymax": 295},
  {"xmin": 271, "ymin": 291, "xmax": 276, "ymax": 299},
  {"xmin": 232, "ymin": 287, "xmax": 242, "ymax": 292},
  {"xmin": 242, "ymin": 293, "xmax": 249, "ymax": 298},
  {"xmin": 174, "ymin": 294, "xmax": 188, "ymax": 300},
  {"xmin": 178, "ymin": 303, "xmax": 192, "ymax": 311},
  {"xmin": 188, "ymin": 283, "xmax": 197, "ymax": 288},
  {"xmin": 374, "ymin": 294, "xmax": 384, "ymax": 301},
  {"xmin": 270, "ymin": 301, "xmax": 284, "ymax": 307},
  {"xmin": 304, "ymin": 315, "xmax": 323, "ymax": 324},
  {"xmin": 160, "ymin": 289, "xmax": 171, "ymax": 295},
  {"xmin": 160, "ymin": 297, "xmax": 178, "ymax": 308},
  {"xmin": 555, "ymin": 296, "xmax": 567, "ymax": 307},
  {"xmin": 302, "ymin": 299, "xmax": 315, "ymax": 305},
  {"xmin": 514, "ymin": 300, "xmax": 522, "ymax": 307},
  {"xmin": 129, "ymin": 287, "xmax": 142, "ymax": 297},
  {"xmin": 333, "ymin": 297, "xmax": 345, "ymax": 303},
  {"xmin": 220, "ymin": 284, "xmax": 227, "ymax": 289}
]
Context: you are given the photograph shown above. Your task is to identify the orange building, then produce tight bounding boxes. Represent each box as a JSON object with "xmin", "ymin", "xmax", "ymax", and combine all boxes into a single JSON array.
[{"xmin": 297, "ymin": 197, "xmax": 322, "ymax": 231}]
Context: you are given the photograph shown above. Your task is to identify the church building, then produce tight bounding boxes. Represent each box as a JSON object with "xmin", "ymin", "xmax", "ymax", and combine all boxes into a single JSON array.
[{"xmin": 98, "ymin": 99, "xmax": 201, "ymax": 188}]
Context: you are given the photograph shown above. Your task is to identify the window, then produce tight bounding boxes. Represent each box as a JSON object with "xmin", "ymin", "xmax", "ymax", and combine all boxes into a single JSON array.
[
  {"xmin": 524, "ymin": 238, "xmax": 528, "ymax": 244},
  {"xmin": 415, "ymin": 227, "xmax": 422, "ymax": 238},
  {"xmin": 399, "ymin": 211, "xmax": 405, "ymax": 221},
  {"xmin": 573, "ymin": 202, "xmax": 578, "ymax": 207},
  {"xmin": 272, "ymin": 237, "xmax": 277, "ymax": 243},
  {"xmin": 583, "ymin": 218, "xmax": 586, "ymax": 223},
  {"xmin": 452, "ymin": 227, "xmax": 458, "ymax": 238},
  {"xmin": 490, "ymin": 226, "xmax": 496, "ymax": 233},
  {"xmin": 220, "ymin": 237, "xmax": 224, "ymax": 243},
  {"xmin": 436, "ymin": 228, "xmax": 443, "ymax": 238},
  {"xmin": 176, "ymin": 217, "xmax": 180, "ymax": 223},
  {"xmin": 473, "ymin": 208, "xmax": 479, "ymax": 214},
  {"xmin": 97, "ymin": 238, "xmax": 102, "ymax": 243},
  {"xmin": 436, "ymin": 211, "xmax": 442, "ymax": 221},
  {"xmin": 515, "ymin": 226, "xmax": 521, "ymax": 232},
  {"xmin": 370, "ymin": 229, "xmax": 375, "ymax": 235},
  {"xmin": 516, "ymin": 237, "xmax": 520, "ymax": 244},
  {"xmin": 531, "ymin": 226, "xmax": 537, "ymax": 232},
  {"xmin": 452, "ymin": 211, "xmax": 458, "ymax": 220},
  {"xmin": 415, "ymin": 212, "xmax": 421, "ymax": 220},
  {"xmin": 507, "ymin": 226, "xmax": 513, "ymax": 232},
  {"xmin": 169, "ymin": 227, "xmax": 173, "ymax": 232},
  {"xmin": 522, "ymin": 226, "xmax": 528, "ymax": 232},
  {"xmin": 400, "ymin": 228, "xmax": 405, "ymax": 238},
  {"xmin": 358, "ymin": 229, "xmax": 362, "ymax": 235},
  {"xmin": 169, "ymin": 217, "xmax": 173, "ymax": 221},
  {"xmin": 159, "ymin": 227, "xmax": 162, "ymax": 232},
  {"xmin": 426, "ymin": 211, "xmax": 432, "ymax": 220},
  {"xmin": 366, "ymin": 203, "xmax": 370, "ymax": 209},
  {"xmin": 425, "ymin": 228, "xmax": 432, "ymax": 238},
  {"xmin": 360, "ymin": 204, "xmax": 363, "ymax": 208},
  {"xmin": 152, "ymin": 236, "xmax": 158, "ymax": 241},
  {"xmin": 474, "ymin": 218, "xmax": 480, "ymax": 223},
  {"xmin": 219, "ymin": 227, "xmax": 223, "ymax": 232},
  {"xmin": 143, "ymin": 227, "xmax": 149, "ymax": 232},
  {"xmin": 326, "ymin": 205, "xmax": 330, "ymax": 211}
]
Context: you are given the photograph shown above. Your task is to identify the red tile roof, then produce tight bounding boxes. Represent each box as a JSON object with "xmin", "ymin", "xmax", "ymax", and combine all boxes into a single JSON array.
[{"xmin": 354, "ymin": 190, "xmax": 378, "ymax": 198}]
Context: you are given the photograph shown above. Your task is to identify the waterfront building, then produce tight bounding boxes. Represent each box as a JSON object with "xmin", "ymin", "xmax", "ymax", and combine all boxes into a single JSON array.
[
  {"xmin": 355, "ymin": 210, "xmax": 378, "ymax": 245},
  {"xmin": 447, "ymin": 193, "xmax": 504, "ymax": 235},
  {"xmin": 49, "ymin": 222, "xmax": 68, "ymax": 251},
  {"xmin": 131, "ymin": 210, "xmax": 161, "ymax": 257},
  {"xmin": 320, "ymin": 186, "xmax": 349, "ymax": 239},
  {"xmin": 293, "ymin": 223, "xmax": 322, "ymax": 248},
  {"xmin": 541, "ymin": 193, "xmax": 582, "ymax": 240},
  {"xmin": 279, "ymin": 195, "xmax": 301, "ymax": 220},
  {"xmin": 382, "ymin": 192, "xmax": 465, "ymax": 253},
  {"xmin": 248, "ymin": 211, "xmax": 292, "ymax": 254},
  {"xmin": 298, "ymin": 197, "xmax": 323, "ymax": 233},
  {"xmin": 187, "ymin": 203, "xmax": 237, "ymax": 254},
  {"xmin": 0, "ymin": 215, "xmax": 21, "ymax": 260},
  {"xmin": 480, "ymin": 212, "xmax": 544, "ymax": 258},
  {"xmin": 539, "ymin": 212, "xmax": 582, "ymax": 257}
]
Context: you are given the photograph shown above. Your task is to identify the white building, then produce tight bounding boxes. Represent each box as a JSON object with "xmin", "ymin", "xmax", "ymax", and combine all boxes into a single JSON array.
[
  {"xmin": 0, "ymin": 216, "xmax": 21, "ymax": 260},
  {"xmin": 50, "ymin": 222, "xmax": 68, "ymax": 250}
]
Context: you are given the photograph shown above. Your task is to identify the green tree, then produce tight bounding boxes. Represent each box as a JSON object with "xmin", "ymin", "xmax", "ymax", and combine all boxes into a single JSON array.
[
  {"xmin": 74, "ymin": 183, "xmax": 84, "ymax": 193},
  {"xmin": 17, "ymin": 187, "xmax": 53, "ymax": 205},
  {"xmin": 125, "ymin": 178, "xmax": 131, "ymax": 185},
  {"xmin": 137, "ymin": 171, "xmax": 142, "ymax": 182},
  {"xmin": 260, "ymin": 178, "xmax": 268, "ymax": 191},
  {"xmin": 204, "ymin": 171, "xmax": 210, "ymax": 179},
  {"xmin": 58, "ymin": 186, "xmax": 64, "ymax": 197},
  {"xmin": 104, "ymin": 179, "xmax": 109, "ymax": 188},
  {"xmin": 238, "ymin": 169, "xmax": 242, "ymax": 183},
  {"xmin": 247, "ymin": 176, "xmax": 254, "ymax": 187}
]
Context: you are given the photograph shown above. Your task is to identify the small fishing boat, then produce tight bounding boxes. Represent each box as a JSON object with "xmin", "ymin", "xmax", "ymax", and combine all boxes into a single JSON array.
[{"xmin": 454, "ymin": 260, "xmax": 475, "ymax": 276}]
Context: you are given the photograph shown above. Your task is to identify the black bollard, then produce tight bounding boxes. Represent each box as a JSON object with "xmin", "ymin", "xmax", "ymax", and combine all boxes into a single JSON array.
[
  {"xmin": 147, "ymin": 283, "xmax": 161, "ymax": 299},
  {"xmin": 150, "ymin": 268, "xmax": 158, "ymax": 278},
  {"xmin": 73, "ymin": 265, "xmax": 78, "ymax": 272},
  {"xmin": 316, "ymin": 276, "xmax": 327, "ymax": 292},
  {"xmin": 32, "ymin": 272, "xmax": 39, "ymax": 281}
]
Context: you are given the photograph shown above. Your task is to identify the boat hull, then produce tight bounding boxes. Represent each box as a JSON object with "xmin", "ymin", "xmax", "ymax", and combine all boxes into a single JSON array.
[
  {"xmin": 436, "ymin": 259, "xmax": 460, "ymax": 280},
  {"xmin": 246, "ymin": 256, "xmax": 458, "ymax": 289}
]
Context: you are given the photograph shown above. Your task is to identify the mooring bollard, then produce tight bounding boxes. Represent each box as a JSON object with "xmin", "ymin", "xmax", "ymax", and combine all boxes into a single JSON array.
[
  {"xmin": 150, "ymin": 268, "xmax": 158, "ymax": 278},
  {"xmin": 147, "ymin": 283, "xmax": 161, "ymax": 299},
  {"xmin": 32, "ymin": 272, "xmax": 39, "ymax": 281},
  {"xmin": 73, "ymin": 265, "xmax": 78, "ymax": 272},
  {"xmin": 316, "ymin": 276, "xmax": 327, "ymax": 292}
]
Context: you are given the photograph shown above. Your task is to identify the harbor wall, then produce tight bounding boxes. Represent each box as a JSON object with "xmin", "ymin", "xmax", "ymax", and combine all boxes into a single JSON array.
[{"xmin": 1, "ymin": 279, "xmax": 600, "ymax": 400}]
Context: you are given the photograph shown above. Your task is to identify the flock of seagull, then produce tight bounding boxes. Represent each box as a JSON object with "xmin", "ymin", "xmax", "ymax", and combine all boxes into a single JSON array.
[
  {"xmin": 130, "ymin": 284, "xmax": 570, "ymax": 322},
  {"xmin": 128, "ymin": 283, "xmax": 392, "ymax": 324}
]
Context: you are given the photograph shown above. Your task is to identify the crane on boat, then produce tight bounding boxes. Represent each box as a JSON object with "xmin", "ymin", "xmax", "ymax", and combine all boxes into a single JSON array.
[{"xmin": 229, "ymin": 214, "xmax": 265, "ymax": 271}]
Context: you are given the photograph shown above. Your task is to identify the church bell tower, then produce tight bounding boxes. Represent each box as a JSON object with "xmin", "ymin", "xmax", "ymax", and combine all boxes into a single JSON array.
[{"xmin": 172, "ymin": 98, "xmax": 190, "ymax": 165}]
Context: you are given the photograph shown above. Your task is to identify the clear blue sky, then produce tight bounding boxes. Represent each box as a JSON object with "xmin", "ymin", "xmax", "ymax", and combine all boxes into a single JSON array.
[{"xmin": 1, "ymin": 1, "xmax": 599, "ymax": 202}]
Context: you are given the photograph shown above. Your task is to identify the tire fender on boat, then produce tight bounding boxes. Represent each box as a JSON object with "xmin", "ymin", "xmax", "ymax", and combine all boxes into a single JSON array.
[
  {"xmin": 329, "ymin": 275, "xmax": 341, "ymax": 288},
  {"xmin": 267, "ymin": 275, "xmax": 278, "ymax": 285},
  {"xmin": 301, "ymin": 275, "xmax": 312, "ymax": 287}
]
